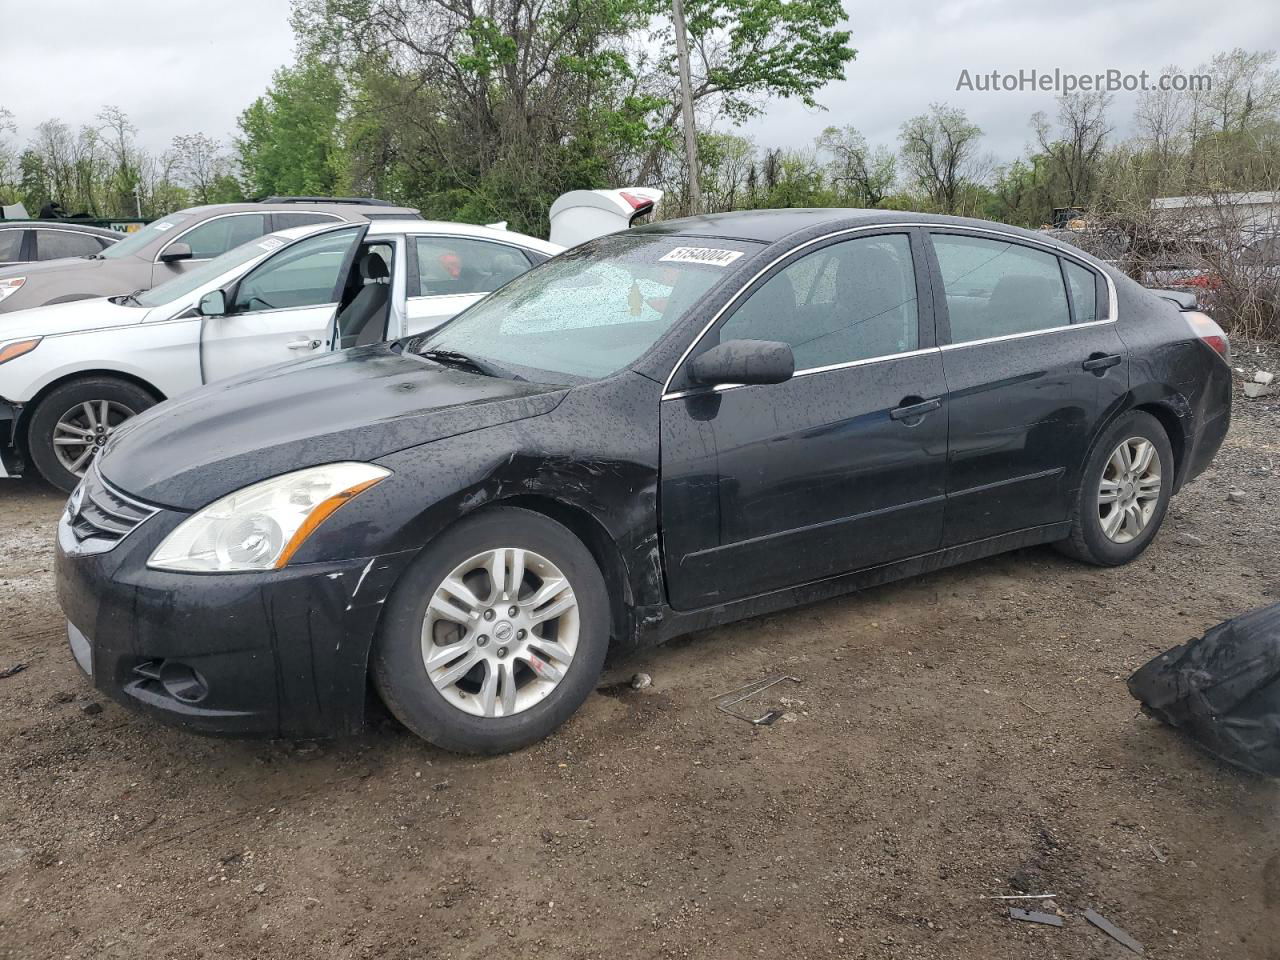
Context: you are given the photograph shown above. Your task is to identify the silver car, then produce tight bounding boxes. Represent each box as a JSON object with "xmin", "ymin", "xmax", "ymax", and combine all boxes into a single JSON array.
[{"xmin": 0, "ymin": 197, "xmax": 419, "ymax": 314}]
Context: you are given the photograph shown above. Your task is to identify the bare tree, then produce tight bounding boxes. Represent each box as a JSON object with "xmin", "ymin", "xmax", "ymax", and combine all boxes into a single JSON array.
[
  {"xmin": 1033, "ymin": 91, "xmax": 1113, "ymax": 208},
  {"xmin": 898, "ymin": 103, "xmax": 983, "ymax": 213},
  {"xmin": 168, "ymin": 133, "xmax": 232, "ymax": 204},
  {"xmin": 817, "ymin": 124, "xmax": 896, "ymax": 206}
]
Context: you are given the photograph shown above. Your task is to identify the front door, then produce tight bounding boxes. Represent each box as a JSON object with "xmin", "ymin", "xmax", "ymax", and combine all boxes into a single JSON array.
[
  {"xmin": 660, "ymin": 230, "xmax": 949, "ymax": 611},
  {"xmin": 200, "ymin": 227, "xmax": 362, "ymax": 384},
  {"xmin": 926, "ymin": 230, "xmax": 1129, "ymax": 545},
  {"xmin": 153, "ymin": 213, "xmax": 270, "ymax": 284}
]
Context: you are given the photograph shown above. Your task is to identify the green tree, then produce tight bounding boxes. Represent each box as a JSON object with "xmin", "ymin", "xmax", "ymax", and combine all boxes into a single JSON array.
[
  {"xmin": 898, "ymin": 103, "xmax": 984, "ymax": 214},
  {"xmin": 236, "ymin": 56, "xmax": 346, "ymax": 198}
]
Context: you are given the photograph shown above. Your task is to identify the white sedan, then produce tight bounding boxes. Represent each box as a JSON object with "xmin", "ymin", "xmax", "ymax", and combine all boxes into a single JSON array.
[{"xmin": 0, "ymin": 218, "xmax": 560, "ymax": 490}]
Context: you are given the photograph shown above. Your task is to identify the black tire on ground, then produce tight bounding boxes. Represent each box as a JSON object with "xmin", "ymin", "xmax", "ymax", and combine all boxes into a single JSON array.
[
  {"xmin": 26, "ymin": 377, "xmax": 158, "ymax": 493},
  {"xmin": 371, "ymin": 506, "xmax": 611, "ymax": 754},
  {"xmin": 1055, "ymin": 410, "xmax": 1175, "ymax": 566}
]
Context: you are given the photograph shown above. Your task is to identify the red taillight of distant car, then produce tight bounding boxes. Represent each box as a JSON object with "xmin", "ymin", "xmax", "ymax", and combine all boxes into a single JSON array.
[
  {"xmin": 1185, "ymin": 310, "xmax": 1231, "ymax": 363},
  {"xmin": 1184, "ymin": 273, "xmax": 1222, "ymax": 289}
]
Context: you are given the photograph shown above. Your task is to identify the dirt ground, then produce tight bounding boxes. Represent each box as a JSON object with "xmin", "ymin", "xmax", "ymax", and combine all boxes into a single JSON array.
[{"xmin": 2, "ymin": 373, "xmax": 1279, "ymax": 960}]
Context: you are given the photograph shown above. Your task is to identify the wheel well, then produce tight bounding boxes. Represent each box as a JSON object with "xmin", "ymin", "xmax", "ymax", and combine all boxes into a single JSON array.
[
  {"xmin": 15, "ymin": 370, "xmax": 166, "ymax": 452},
  {"xmin": 499, "ymin": 495, "xmax": 635, "ymax": 649},
  {"xmin": 1132, "ymin": 402, "xmax": 1186, "ymax": 482}
]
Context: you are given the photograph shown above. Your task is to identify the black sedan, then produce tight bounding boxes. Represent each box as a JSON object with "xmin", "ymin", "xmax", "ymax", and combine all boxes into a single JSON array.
[{"xmin": 55, "ymin": 209, "xmax": 1232, "ymax": 754}]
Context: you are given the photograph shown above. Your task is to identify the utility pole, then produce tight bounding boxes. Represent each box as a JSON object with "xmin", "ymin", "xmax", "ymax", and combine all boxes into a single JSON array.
[{"xmin": 671, "ymin": 0, "xmax": 702, "ymax": 216}]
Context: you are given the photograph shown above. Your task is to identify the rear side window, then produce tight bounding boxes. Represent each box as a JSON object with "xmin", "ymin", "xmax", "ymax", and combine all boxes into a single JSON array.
[
  {"xmin": 412, "ymin": 237, "xmax": 532, "ymax": 297},
  {"xmin": 1063, "ymin": 260, "xmax": 1099, "ymax": 324},
  {"xmin": 718, "ymin": 233, "xmax": 920, "ymax": 368},
  {"xmin": 273, "ymin": 212, "xmax": 342, "ymax": 230},
  {"xmin": 932, "ymin": 233, "xmax": 1070, "ymax": 343},
  {"xmin": 36, "ymin": 229, "xmax": 103, "ymax": 260},
  {"xmin": 0, "ymin": 229, "xmax": 24, "ymax": 262},
  {"xmin": 173, "ymin": 214, "xmax": 268, "ymax": 259}
]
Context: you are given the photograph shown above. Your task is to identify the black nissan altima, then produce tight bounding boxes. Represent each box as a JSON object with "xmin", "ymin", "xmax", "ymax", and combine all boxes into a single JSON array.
[{"xmin": 55, "ymin": 209, "xmax": 1232, "ymax": 754}]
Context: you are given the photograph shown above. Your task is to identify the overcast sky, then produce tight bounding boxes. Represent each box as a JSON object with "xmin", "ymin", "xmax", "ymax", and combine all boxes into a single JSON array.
[{"xmin": 2, "ymin": 0, "xmax": 1279, "ymax": 166}]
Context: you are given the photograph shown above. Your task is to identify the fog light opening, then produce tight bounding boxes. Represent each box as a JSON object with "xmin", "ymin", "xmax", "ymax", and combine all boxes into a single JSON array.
[{"xmin": 158, "ymin": 662, "xmax": 209, "ymax": 704}]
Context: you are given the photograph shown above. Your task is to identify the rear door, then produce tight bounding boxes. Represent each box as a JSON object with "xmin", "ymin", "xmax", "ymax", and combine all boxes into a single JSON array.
[
  {"xmin": 0, "ymin": 228, "xmax": 29, "ymax": 265},
  {"xmin": 403, "ymin": 235, "xmax": 535, "ymax": 335},
  {"xmin": 660, "ymin": 230, "xmax": 949, "ymax": 610},
  {"xmin": 200, "ymin": 227, "xmax": 362, "ymax": 383},
  {"xmin": 926, "ymin": 229, "xmax": 1128, "ymax": 545}
]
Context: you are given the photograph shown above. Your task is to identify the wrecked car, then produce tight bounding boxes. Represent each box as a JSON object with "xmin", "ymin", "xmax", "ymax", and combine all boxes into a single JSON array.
[{"xmin": 55, "ymin": 209, "xmax": 1232, "ymax": 754}]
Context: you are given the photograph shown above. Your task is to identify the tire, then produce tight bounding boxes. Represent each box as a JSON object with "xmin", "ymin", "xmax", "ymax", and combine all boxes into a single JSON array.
[
  {"xmin": 1055, "ymin": 411, "xmax": 1174, "ymax": 566},
  {"xmin": 371, "ymin": 506, "xmax": 611, "ymax": 754},
  {"xmin": 26, "ymin": 377, "xmax": 158, "ymax": 493}
]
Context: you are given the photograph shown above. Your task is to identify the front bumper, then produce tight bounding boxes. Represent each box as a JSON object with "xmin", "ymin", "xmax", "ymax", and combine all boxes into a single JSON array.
[{"xmin": 54, "ymin": 506, "xmax": 415, "ymax": 738}]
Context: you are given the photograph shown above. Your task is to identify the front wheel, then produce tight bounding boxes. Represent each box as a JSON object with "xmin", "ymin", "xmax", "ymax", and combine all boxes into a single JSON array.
[
  {"xmin": 26, "ymin": 377, "xmax": 158, "ymax": 492},
  {"xmin": 1056, "ymin": 410, "xmax": 1174, "ymax": 566},
  {"xmin": 371, "ymin": 507, "xmax": 611, "ymax": 754}
]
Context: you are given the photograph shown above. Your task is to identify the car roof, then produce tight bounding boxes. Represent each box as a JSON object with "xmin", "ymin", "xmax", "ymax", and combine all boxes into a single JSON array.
[
  {"xmin": 631, "ymin": 208, "xmax": 1062, "ymax": 247},
  {"xmin": 178, "ymin": 201, "xmax": 419, "ymax": 217},
  {"xmin": 364, "ymin": 218, "xmax": 559, "ymax": 252},
  {"xmin": 0, "ymin": 221, "xmax": 122, "ymax": 239}
]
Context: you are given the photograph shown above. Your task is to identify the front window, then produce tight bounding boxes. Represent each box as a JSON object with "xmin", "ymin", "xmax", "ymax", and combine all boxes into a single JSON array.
[
  {"xmin": 133, "ymin": 234, "xmax": 287, "ymax": 308},
  {"xmin": 416, "ymin": 234, "xmax": 762, "ymax": 382},
  {"xmin": 171, "ymin": 213, "xmax": 268, "ymax": 259},
  {"xmin": 99, "ymin": 215, "xmax": 193, "ymax": 259}
]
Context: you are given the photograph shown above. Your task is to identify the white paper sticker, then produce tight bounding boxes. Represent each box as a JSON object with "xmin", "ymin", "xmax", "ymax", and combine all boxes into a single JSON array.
[
  {"xmin": 258, "ymin": 236, "xmax": 285, "ymax": 251},
  {"xmin": 659, "ymin": 246, "xmax": 744, "ymax": 267},
  {"xmin": 152, "ymin": 221, "xmax": 175, "ymax": 231}
]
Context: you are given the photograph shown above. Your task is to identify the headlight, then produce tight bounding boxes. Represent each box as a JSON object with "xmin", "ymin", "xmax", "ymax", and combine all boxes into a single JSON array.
[
  {"xmin": 148, "ymin": 462, "xmax": 389, "ymax": 573},
  {"xmin": 0, "ymin": 277, "xmax": 26, "ymax": 303},
  {"xmin": 0, "ymin": 337, "xmax": 40, "ymax": 364}
]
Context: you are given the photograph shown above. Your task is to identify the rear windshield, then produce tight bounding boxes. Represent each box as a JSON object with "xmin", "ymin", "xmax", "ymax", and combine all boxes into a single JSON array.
[
  {"xmin": 99, "ymin": 215, "xmax": 193, "ymax": 260},
  {"xmin": 418, "ymin": 234, "xmax": 763, "ymax": 382},
  {"xmin": 133, "ymin": 234, "xmax": 288, "ymax": 307}
]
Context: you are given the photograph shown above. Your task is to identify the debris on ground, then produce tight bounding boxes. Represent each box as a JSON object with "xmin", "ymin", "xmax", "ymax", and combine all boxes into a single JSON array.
[
  {"xmin": 80, "ymin": 702, "xmax": 103, "ymax": 716},
  {"xmin": 1009, "ymin": 907, "xmax": 1063, "ymax": 926},
  {"xmin": 0, "ymin": 662, "xmax": 27, "ymax": 679},
  {"xmin": 980, "ymin": 893, "xmax": 1059, "ymax": 901},
  {"xmin": 1227, "ymin": 489, "xmax": 1248, "ymax": 503},
  {"xmin": 1083, "ymin": 908, "xmax": 1145, "ymax": 955},
  {"xmin": 1244, "ymin": 370, "xmax": 1275, "ymax": 399},
  {"xmin": 630, "ymin": 672, "xmax": 652, "ymax": 690},
  {"xmin": 711, "ymin": 675, "xmax": 801, "ymax": 726},
  {"xmin": 1128, "ymin": 602, "xmax": 1280, "ymax": 776}
]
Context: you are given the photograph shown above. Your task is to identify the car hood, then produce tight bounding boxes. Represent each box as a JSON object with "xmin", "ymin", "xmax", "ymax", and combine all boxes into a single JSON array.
[
  {"xmin": 0, "ymin": 295, "xmax": 142, "ymax": 340},
  {"xmin": 99, "ymin": 345, "xmax": 569, "ymax": 509}
]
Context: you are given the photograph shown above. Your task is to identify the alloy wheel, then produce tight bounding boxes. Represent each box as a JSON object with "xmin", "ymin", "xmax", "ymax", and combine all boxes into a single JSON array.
[
  {"xmin": 52, "ymin": 400, "xmax": 137, "ymax": 478},
  {"xmin": 421, "ymin": 547, "xmax": 579, "ymax": 718},
  {"xmin": 1098, "ymin": 436, "xmax": 1161, "ymax": 544}
]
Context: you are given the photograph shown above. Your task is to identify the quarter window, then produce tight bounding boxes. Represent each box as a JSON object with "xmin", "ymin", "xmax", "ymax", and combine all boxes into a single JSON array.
[
  {"xmin": 932, "ymin": 233, "xmax": 1070, "ymax": 343},
  {"xmin": 36, "ymin": 229, "xmax": 103, "ymax": 260},
  {"xmin": 717, "ymin": 233, "xmax": 920, "ymax": 368},
  {"xmin": 173, "ymin": 214, "xmax": 268, "ymax": 260},
  {"xmin": 0, "ymin": 229, "xmax": 24, "ymax": 262},
  {"xmin": 1063, "ymin": 260, "xmax": 1099, "ymax": 324},
  {"xmin": 412, "ymin": 237, "xmax": 531, "ymax": 297},
  {"xmin": 232, "ymin": 228, "xmax": 358, "ymax": 313},
  {"xmin": 273, "ymin": 212, "xmax": 342, "ymax": 230}
]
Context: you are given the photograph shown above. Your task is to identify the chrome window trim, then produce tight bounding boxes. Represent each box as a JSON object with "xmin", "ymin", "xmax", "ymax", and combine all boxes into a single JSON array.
[
  {"xmin": 659, "ymin": 221, "xmax": 1119, "ymax": 398},
  {"xmin": 937, "ymin": 316, "xmax": 1114, "ymax": 351},
  {"xmin": 663, "ymin": 346, "xmax": 942, "ymax": 400}
]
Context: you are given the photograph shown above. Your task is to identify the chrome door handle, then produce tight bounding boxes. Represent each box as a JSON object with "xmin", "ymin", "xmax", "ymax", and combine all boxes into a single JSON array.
[
  {"xmin": 1082, "ymin": 353, "xmax": 1122, "ymax": 373},
  {"xmin": 287, "ymin": 338, "xmax": 321, "ymax": 350},
  {"xmin": 890, "ymin": 397, "xmax": 942, "ymax": 422}
]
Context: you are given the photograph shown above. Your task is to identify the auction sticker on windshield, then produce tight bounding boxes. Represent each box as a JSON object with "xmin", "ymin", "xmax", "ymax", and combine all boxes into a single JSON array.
[{"xmin": 659, "ymin": 247, "xmax": 744, "ymax": 267}]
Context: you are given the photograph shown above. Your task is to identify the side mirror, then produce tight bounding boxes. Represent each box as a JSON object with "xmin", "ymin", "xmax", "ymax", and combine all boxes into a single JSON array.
[
  {"xmin": 197, "ymin": 289, "xmax": 227, "ymax": 317},
  {"xmin": 687, "ymin": 339, "xmax": 795, "ymax": 387},
  {"xmin": 159, "ymin": 242, "xmax": 192, "ymax": 264}
]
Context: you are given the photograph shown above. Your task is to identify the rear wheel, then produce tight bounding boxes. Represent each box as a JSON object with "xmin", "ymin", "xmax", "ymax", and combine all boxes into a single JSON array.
[
  {"xmin": 27, "ymin": 377, "xmax": 158, "ymax": 492},
  {"xmin": 371, "ymin": 507, "xmax": 610, "ymax": 754},
  {"xmin": 1056, "ymin": 410, "xmax": 1174, "ymax": 566}
]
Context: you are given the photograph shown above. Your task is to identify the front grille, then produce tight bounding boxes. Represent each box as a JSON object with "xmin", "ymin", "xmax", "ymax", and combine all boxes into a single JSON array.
[{"xmin": 69, "ymin": 464, "xmax": 157, "ymax": 546}]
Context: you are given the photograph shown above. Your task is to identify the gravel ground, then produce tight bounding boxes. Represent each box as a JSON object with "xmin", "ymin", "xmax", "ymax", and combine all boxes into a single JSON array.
[{"xmin": 0, "ymin": 377, "xmax": 1277, "ymax": 960}]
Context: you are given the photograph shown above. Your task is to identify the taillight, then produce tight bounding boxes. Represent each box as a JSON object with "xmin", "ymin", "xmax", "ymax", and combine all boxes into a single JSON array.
[
  {"xmin": 619, "ymin": 191, "xmax": 654, "ymax": 212},
  {"xmin": 1185, "ymin": 310, "xmax": 1230, "ymax": 364},
  {"xmin": 1184, "ymin": 273, "xmax": 1222, "ymax": 290}
]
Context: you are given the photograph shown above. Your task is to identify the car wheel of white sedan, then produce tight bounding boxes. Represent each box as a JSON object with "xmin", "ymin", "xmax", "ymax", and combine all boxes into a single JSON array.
[
  {"xmin": 372, "ymin": 506, "xmax": 610, "ymax": 754},
  {"xmin": 27, "ymin": 376, "xmax": 159, "ymax": 493}
]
